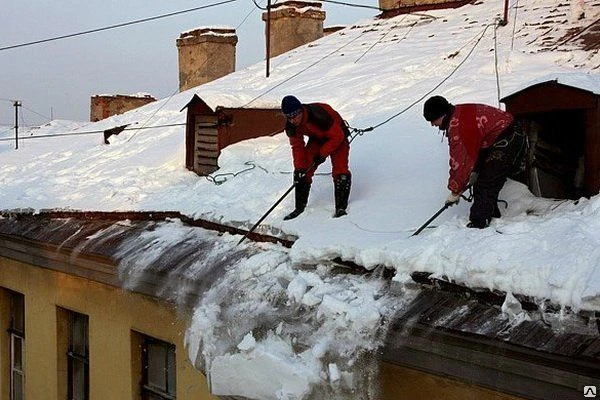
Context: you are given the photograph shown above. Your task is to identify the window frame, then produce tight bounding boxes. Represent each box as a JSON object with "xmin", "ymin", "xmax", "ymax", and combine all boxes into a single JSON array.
[
  {"xmin": 8, "ymin": 291, "xmax": 24, "ymax": 400},
  {"xmin": 141, "ymin": 336, "xmax": 176, "ymax": 400},
  {"xmin": 66, "ymin": 311, "xmax": 89, "ymax": 400}
]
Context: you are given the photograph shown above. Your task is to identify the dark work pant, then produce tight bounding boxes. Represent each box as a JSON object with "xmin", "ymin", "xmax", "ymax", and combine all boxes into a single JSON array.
[{"xmin": 470, "ymin": 123, "xmax": 525, "ymax": 225}]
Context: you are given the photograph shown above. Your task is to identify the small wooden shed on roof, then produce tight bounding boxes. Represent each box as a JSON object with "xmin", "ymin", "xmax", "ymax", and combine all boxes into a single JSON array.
[
  {"xmin": 501, "ymin": 73, "xmax": 600, "ymax": 199},
  {"xmin": 181, "ymin": 94, "xmax": 286, "ymax": 176}
]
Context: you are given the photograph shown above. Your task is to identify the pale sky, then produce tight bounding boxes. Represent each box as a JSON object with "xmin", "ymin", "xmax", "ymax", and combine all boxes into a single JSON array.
[{"xmin": 0, "ymin": 0, "xmax": 375, "ymax": 127}]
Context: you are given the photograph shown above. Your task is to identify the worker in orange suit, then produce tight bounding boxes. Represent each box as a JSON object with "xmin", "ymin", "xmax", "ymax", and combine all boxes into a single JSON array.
[{"xmin": 281, "ymin": 95, "xmax": 351, "ymax": 220}]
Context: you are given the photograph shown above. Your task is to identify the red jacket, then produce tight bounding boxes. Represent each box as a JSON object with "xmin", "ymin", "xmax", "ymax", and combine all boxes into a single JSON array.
[
  {"xmin": 286, "ymin": 103, "xmax": 348, "ymax": 170},
  {"xmin": 446, "ymin": 104, "xmax": 514, "ymax": 194}
]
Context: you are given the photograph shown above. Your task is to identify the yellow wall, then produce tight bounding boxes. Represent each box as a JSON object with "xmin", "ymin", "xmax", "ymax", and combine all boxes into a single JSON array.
[
  {"xmin": 0, "ymin": 258, "xmax": 216, "ymax": 400},
  {"xmin": 380, "ymin": 361, "xmax": 525, "ymax": 400}
]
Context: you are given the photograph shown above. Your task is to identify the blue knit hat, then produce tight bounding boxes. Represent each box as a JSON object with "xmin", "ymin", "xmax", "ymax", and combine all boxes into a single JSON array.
[{"xmin": 281, "ymin": 95, "xmax": 303, "ymax": 118}]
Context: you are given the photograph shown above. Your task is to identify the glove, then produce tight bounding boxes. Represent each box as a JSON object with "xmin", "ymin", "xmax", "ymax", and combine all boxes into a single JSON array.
[
  {"xmin": 468, "ymin": 171, "xmax": 479, "ymax": 186},
  {"xmin": 293, "ymin": 169, "xmax": 307, "ymax": 184},
  {"xmin": 313, "ymin": 154, "xmax": 326, "ymax": 166},
  {"xmin": 445, "ymin": 192, "xmax": 460, "ymax": 206}
]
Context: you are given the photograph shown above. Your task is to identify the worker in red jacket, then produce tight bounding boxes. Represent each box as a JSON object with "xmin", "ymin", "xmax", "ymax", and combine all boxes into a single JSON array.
[
  {"xmin": 281, "ymin": 95, "xmax": 351, "ymax": 220},
  {"xmin": 423, "ymin": 95, "xmax": 526, "ymax": 228}
]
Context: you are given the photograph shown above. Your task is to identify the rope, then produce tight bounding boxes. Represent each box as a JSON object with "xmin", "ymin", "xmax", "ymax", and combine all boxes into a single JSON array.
[
  {"xmin": 510, "ymin": 0, "xmax": 519, "ymax": 50},
  {"xmin": 346, "ymin": 21, "xmax": 497, "ymax": 138},
  {"xmin": 125, "ymin": 88, "xmax": 180, "ymax": 143},
  {"xmin": 354, "ymin": 15, "xmax": 412, "ymax": 64},
  {"xmin": 494, "ymin": 21, "xmax": 502, "ymax": 107},
  {"xmin": 241, "ymin": 29, "xmax": 368, "ymax": 108},
  {"xmin": 205, "ymin": 161, "xmax": 268, "ymax": 185}
]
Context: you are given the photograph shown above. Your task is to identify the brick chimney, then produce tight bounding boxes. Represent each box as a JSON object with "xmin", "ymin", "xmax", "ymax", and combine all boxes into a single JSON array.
[
  {"xmin": 262, "ymin": 1, "xmax": 326, "ymax": 58},
  {"xmin": 90, "ymin": 94, "xmax": 156, "ymax": 122},
  {"xmin": 176, "ymin": 27, "xmax": 238, "ymax": 92}
]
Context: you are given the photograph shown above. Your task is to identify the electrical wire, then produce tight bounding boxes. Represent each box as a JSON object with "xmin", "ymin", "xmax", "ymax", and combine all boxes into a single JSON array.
[
  {"xmin": 251, "ymin": 0, "xmax": 268, "ymax": 11},
  {"xmin": 22, "ymin": 105, "xmax": 51, "ymax": 122},
  {"xmin": 237, "ymin": 3, "xmax": 258, "ymax": 27},
  {"xmin": 0, "ymin": 0, "xmax": 237, "ymax": 52},
  {"xmin": 319, "ymin": 0, "xmax": 382, "ymax": 11},
  {"xmin": 367, "ymin": 21, "xmax": 497, "ymax": 132},
  {"xmin": 0, "ymin": 122, "xmax": 186, "ymax": 142},
  {"xmin": 242, "ymin": 29, "xmax": 368, "ymax": 108},
  {"xmin": 127, "ymin": 1, "xmax": 257, "ymax": 144}
]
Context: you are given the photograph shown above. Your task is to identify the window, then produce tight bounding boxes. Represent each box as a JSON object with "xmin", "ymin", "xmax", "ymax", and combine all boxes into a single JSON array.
[
  {"xmin": 67, "ymin": 311, "xmax": 89, "ymax": 400},
  {"xmin": 8, "ymin": 291, "xmax": 24, "ymax": 400},
  {"xmin": 141, "ymin": 336, "xmax": 176, "ymax": 400}
]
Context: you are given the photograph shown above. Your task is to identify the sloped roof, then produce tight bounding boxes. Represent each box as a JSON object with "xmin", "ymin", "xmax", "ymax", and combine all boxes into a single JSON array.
[{"xmin": 502, "ymin": 72, "xmax": 600, "ymax": 100}]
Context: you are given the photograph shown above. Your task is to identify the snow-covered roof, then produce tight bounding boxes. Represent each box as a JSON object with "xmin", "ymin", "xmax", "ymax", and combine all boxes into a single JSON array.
[
  {"xmin": 503, "ymin": 72, "xmax": 600, "ymax": 98},
  {"xmin": 2, "ymin": 0, "xmax": 600, "ymax": 398},
  {"xmin": 186, "ymin": 89, "xmax": 282, "ymax": 110}
]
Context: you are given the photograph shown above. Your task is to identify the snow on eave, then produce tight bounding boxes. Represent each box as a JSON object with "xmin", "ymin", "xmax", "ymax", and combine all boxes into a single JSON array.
[
  {"xmin": 183, "ymin": 90, "xmax": 282, "ymax": 111},
  {"xmin": 503, "ymin": 72, "xmax": 600, "ymax": 99}
]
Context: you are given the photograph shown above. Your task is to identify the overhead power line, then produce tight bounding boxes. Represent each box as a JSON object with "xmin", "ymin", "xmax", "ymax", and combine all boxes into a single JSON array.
[
  {"xmin": 0, "ymin": 0, "xmax": 237, "ymax": 52},
  {"xmin": 319, "ymin": 0, "xmax": 382, "ymax": 11},
  {"xmin": 126, "ymin": 0, "xmax": 258, "ymax": 144},
  {"xmin": 0, "ymin": 122, "xmax": 186, "ymax": 142}
]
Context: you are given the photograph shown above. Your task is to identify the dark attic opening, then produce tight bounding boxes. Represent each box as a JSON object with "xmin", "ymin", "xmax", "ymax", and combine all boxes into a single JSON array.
[
  {"xmin": 523, "ymin": 109, "xmax": 586, "ymax": 199},
  {"xmin": 502, "ymin": 77, "xmax": 600, "ymax": 200}
]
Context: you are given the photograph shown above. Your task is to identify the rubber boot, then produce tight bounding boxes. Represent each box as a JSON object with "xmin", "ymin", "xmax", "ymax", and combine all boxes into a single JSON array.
[
  {"xmin": 333, "ymin": 174, "xmax": 351, "ymax": 218},
  {"xmin": 284, "ymin": 181, "xmax": 311, "ymax": 220},
  {"xmin": 492, "ymin": 204, "xmax": 501, "ymax": 218}
]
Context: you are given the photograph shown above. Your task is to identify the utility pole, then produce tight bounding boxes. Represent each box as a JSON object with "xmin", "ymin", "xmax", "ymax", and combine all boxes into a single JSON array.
[
  {"xmin": 266, "ymin": 0, "xmax": 271, "ymax": 77},
  {"xmin": 501, "ymin": 0, "xmax": 509, "ymax": 26},
  {"xmin": 13, "ymin": 100, "xmax": 21, "ymax": 150}
]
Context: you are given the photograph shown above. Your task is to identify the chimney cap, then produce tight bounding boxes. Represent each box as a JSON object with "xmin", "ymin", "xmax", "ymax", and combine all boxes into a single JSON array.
[
  {"xmin": 179, "ymin": 26, "xmax": 236, "ymax": 39},
  {"xmin": 92, "ymin": 93, "xmax": 155, "ymax": 100},
  {"xmin": 270, "ymin": 1, "xmax": 322, "ymax": 11}
]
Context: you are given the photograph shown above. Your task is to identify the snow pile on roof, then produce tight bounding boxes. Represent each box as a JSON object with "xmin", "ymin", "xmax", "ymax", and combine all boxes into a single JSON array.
[{"xmin": 114, "ymin": 219, "xmax": 413, "ymax": 399}]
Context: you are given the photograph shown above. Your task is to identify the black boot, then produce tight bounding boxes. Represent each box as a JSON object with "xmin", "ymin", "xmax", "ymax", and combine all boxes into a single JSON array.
[
  {"xmin": 467, "ymin": 218, "xmax": 489, "ymax": 229},
  {"xmin": 284, "ymin": 180, "xmax": 311, "ymax": 220},
  {"xmin": 333, "ymin": 174, "xmax": 351, "ymax": 218},
  {"xmin": 492, "ymin": 204, "xmax": 501, "ymax": 218}
]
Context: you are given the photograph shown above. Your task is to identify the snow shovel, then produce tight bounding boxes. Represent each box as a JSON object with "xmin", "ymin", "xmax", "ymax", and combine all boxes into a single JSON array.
[
  {"xmin": 237, "ymin": 182, "xmax": 296, "ymax": 245},
  {"xmin": 238, "ymin": 163, "xmax": 318, "ymax": 246},
  {"xmin": 411, "ymin": 185, "xmax": 473, "ymax": 236},
  {"xmin": 411, "ymin": 202, "xmax": 451, "ymax": 236}
]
